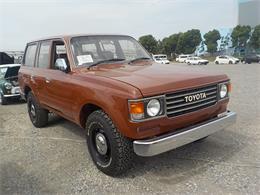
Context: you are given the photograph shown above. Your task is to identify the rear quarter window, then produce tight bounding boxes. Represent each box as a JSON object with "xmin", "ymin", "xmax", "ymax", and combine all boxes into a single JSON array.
[{"xmin": 24, "ymin": 44, "xmax": 37, "ymax": 67}]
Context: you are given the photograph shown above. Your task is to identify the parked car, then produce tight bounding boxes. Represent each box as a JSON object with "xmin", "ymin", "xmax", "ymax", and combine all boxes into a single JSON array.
[
  {"xmin": 0, "ymin": 64, "xmax": 21, "ymax": 105},
  {"xmin": 19, "ymin": 34, "xmax": 236, "ymax": 176},
  {"xmin": 186, "ymin": 57, "xmax": 209, "ymax": 65},
  {"xmin": 152, "ymin": 54, "xmax": 170, "ymax": 64},
  {"xmin": 214, "ymin": 55, "xmax": 240, "ymax": 64},
  {"xmin": 241, "ymin": 53, "xmax": 260, "ymax": 64},
  {"xmin": 0, "ymin": 52, "xmax": 14, "ymax": 65},
  {"xmin": 176, "ymin": 54, "xmax": 192, "ymax": 63}
]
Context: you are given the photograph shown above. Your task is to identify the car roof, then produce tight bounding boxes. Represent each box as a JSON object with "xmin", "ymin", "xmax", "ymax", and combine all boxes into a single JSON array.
[
  {"xmin": 28, "ymin": 34, "xmax": 132, "ymax": 44},
  {"xmin": 0, "ymin": 64, "xmax": 21, "ymax": 68}
]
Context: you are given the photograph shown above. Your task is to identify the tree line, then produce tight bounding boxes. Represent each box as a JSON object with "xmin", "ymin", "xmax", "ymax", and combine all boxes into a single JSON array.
[{"xmin": 138, "ymin": 25, "xmax": 260, "ymax": 56}]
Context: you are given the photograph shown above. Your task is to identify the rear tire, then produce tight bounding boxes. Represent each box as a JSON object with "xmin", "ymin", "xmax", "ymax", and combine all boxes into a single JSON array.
[
  {"xmin": 215, "ymin": 61, "xmax": 219, "ymax": 64},
  {"xmin": 0, "ymin": 93, "xmax": 7, "ymax": 105},
  {"xmin": 86, "ymin": 110, "xmax": 134, "ymax": 176},
  {"xmin": 27, "ymin": 92, "xmax": 48, "ymax": 128}
]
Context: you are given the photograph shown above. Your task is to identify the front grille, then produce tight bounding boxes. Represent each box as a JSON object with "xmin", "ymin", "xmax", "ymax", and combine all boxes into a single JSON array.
[{"xmin": 166, "ymin": 84, "xmax": 218, "ymax": 117}]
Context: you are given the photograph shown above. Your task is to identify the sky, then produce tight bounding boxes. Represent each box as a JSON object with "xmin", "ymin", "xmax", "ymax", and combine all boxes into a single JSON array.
[{"xmin": 0, "ymin": 0, "xmax": 239, "ymax": 51}]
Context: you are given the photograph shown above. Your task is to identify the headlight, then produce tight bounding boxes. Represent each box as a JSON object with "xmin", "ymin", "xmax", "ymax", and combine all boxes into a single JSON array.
[
  {"xmin": 128, "ymin": 96, "xmax": 165, "ymax": 121},
  {"xmin": 4, "ymin": 83, "xmax": 12, "ymax": 90},
  {"xmin": 219, "ymin": 83, "xmax": 230, "ymax": 99},
  {"xmin": 147, "ymin": 99, "xmax": 161, "ymax": 117}
]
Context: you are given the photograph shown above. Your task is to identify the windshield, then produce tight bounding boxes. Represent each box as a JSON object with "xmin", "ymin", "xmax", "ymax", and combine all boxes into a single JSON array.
[
  {"xmin": 71, "ymin": 35, "xmax": 151, "ymax": 66},
  {"xmin": 0, "ymin": 67, "xmax": 7, "ymax": 79}
]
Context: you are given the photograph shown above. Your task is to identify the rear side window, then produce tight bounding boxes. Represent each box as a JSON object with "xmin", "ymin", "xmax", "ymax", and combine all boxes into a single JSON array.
[
  {"xmin": 24, "ymin": 44, "xmax": 37, "ymax": 67},
  {"xmin": 37, "ymin": 41, "xmax": 51, "ymax": 68}
]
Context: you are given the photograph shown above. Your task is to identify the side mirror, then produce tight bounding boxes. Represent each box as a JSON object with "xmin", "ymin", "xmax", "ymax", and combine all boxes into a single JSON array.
[{"xmin": 55, "ymin": 58, "xmax": 68, "ymax": 72}]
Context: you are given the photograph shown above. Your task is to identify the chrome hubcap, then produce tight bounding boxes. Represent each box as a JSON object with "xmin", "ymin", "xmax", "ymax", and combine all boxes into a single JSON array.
[
  {"xmin": 95, "ymin": 133, "xmax": 108, "ymax": 155},
  {"xmin": 31, "ymin": 104, "xmax": 36, "ymax": 117}
]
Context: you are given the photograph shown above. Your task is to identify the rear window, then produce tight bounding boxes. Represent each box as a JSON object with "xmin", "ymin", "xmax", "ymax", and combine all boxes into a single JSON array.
[{"xmin": 24, "ymin": 44, "xmax": 37, "ymax": 67}]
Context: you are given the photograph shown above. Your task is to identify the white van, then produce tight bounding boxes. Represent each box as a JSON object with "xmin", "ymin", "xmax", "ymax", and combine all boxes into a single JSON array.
[
  {"xmin": 152, "ymin": 54, "xmax": 170, "ymax": 64},
  {"xmin": 176, "ymin": 54, "xmax": 192, "ymax": 63}
]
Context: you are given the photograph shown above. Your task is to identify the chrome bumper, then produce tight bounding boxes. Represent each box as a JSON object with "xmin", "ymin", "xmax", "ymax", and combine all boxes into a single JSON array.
[
  {"xmin": 3, "ymin": 94, "xmax": 20, "ymax": 98},
  {"xmin": 133, "ymin": 111, "xmax": 237, "ymax": 157}
]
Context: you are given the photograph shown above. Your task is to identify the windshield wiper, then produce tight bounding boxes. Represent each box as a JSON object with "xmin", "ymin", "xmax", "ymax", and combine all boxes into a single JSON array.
[
  {"xmin": 128, "ymin": 57, "xmax": 151, "ymax": 64},
  {"xmin": 87, "ymin": 58, "xmax": 125, "ymax": 69}
]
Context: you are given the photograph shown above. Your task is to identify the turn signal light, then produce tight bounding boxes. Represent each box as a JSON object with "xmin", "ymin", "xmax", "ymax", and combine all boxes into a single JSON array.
[{"xmin": 129, "ymin": 102, "xmax": 144, "ymax": 120}]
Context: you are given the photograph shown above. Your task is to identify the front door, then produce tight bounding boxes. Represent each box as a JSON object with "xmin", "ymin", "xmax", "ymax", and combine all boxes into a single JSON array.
[{"xmin": 43, "ymin": 40, "xmax": 75, "ymax": 120}]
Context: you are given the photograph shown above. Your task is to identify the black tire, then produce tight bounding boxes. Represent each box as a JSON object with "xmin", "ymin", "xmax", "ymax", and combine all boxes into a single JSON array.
[
  {"xmin": 198, "ymin": 62, "xmax": 201, "ymax": 65},
  {"xmin": 0, "ymin": 93, "xmax": 7, "ymax": 105},
  {"xmin": 86, "ymin": 110, "xmax": 134, "ymax": 176},
  {"xmin": 229, "ymin": 61, "xmax": 233, "ymax": 64},
  {"xmin": 215, "ymin": 61, "xmax": 219, "ymax": 64},
  {"xmin": 27, "ymin": 91, "xmax": 48, "ymax": 128}
]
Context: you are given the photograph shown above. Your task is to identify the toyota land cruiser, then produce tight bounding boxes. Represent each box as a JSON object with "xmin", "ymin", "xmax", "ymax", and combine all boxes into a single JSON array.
[{"xmin": 19, "ymin": 34, "xmax": 236, "ymax": 176}]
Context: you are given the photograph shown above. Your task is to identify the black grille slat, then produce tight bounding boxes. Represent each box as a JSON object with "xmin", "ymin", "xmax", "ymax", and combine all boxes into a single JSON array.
[{"xmin": 166, "ymin": 84, "xmax": 218, "ymax": 117}]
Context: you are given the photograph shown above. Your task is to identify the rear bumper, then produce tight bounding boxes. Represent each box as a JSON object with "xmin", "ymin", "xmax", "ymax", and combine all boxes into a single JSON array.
[{"xmin": 133, "ymin": 111, "xmax": 236, "ymax": 157}]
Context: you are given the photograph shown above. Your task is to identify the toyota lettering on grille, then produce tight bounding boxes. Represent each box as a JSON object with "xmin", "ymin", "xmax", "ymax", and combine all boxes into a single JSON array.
[{"xmin": 184, "ymin": 92, "xmax": 207, "ymax": 103}]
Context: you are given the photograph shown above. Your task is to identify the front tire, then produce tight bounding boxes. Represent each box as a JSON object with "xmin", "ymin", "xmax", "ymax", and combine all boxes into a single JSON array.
[
  {"xmin": 27, "ymin": 92, "xmax": 48, "ymax": 128},
  {"xmin": 0, "ymin": 93, "xmax": 7, "ymax": 105},
  {"xmin": 86, "ymin": 110, "xmax": 134, "ymax": 176},
  {"xmin": 229, "ymin": 61, "xmax": 233, "ymax": 64},
  {"xmin": 215, "ymin": 61, "xmax": 219, "ymax": 64}
]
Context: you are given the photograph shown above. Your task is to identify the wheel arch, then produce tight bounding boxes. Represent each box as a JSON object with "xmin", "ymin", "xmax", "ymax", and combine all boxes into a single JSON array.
[
  {"xmin": 78, "ymin": 103, "xmax": 103, "ymax": 128},
  {"xmin": 24, "ymin": 85, "xmax": 32, "ymax": 100}
]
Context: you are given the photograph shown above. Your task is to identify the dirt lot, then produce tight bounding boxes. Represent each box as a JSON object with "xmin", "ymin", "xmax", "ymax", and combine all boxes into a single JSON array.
[{"xmin": 0, "ymin": 63, "xmax": 259, "ymax": 194}]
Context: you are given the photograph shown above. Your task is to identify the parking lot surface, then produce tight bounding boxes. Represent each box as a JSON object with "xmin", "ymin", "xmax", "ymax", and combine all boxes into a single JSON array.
[{"xmin": 0, "ymin": 63, "xmax": 260, "ymax": 194}]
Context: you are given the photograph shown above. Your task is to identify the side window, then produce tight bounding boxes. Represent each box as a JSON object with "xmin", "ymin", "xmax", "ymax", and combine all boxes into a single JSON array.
[
  {"xmin": 24, "ymin": 44, "xmax": 37, "ymax": 67},
  {"xmin": 37, "ymin": 41, "xmax": 51, "ymax": 68},
  {"xmin": 52, "ymin": 41, "xmax": 69, "ymax": 70}
]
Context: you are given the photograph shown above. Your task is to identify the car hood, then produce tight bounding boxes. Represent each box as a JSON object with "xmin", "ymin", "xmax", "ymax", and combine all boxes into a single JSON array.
[
  {"xmin": 4, "ymin": 66, "xmax": 20, "ymax": 79},
  {"xmin": 76, "ymin": 62, "xmax": 228, "ymax": 96}
]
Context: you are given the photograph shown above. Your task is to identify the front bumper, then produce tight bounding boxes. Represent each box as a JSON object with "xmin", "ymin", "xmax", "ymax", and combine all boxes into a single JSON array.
[
  {"xmin": 133, "ymin": 111, "xmax": 236, "ymax": 157},
  {"xmin": 3, "ymin": 94, "xmax": 20, "ymax": 98}
]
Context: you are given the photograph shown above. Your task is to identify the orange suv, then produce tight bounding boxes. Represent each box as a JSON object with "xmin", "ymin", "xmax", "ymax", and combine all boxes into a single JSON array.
[{"xmin": 19, "ymin": 34, "xmax": 236, "ymax": 176}]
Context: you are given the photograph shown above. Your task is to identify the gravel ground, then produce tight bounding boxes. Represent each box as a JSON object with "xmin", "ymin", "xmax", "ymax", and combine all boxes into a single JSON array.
[{"xmin": 0, "ymin": 63, "xmax": 260, "ymax": 194}]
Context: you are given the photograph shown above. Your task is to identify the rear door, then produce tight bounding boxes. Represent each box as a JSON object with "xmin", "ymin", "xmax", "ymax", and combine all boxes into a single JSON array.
[{"xmin": 33, "ymin": 40, "xmax": 52, "ymax": 104}]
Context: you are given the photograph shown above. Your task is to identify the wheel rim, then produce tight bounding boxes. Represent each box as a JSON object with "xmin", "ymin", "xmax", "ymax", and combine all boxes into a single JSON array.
[
  {"xmin": 28, "ymin": 100, "xmax": 36, "ymax": 122},
  {"xmin": 30, "ymin": 104, "xmax": 36, "ymax": 118},
  {"xmin": 95, "ymin": 133, "xmax": 108, "ymax": 155},
  {"xmin": 89, "ymin": 123, "xmax": 111, "ymax": 166}
]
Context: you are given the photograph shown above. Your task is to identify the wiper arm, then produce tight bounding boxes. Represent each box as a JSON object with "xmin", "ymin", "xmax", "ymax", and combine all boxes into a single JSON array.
[
  {"xmin": 128, "ymin": 57, "xmax": 151, "ymax": 64},
  {"xmin": 88, "ymin": 58, "xmax": 125, "ymax": 69}
]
